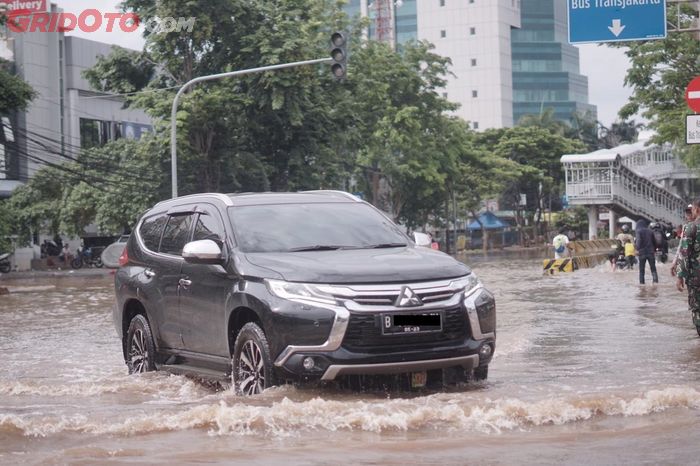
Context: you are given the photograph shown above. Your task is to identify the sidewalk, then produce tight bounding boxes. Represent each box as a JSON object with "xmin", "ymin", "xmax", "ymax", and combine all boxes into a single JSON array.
[{"xmin": 0, "ymin": 267, "xmax": 114, "ymax": 280}]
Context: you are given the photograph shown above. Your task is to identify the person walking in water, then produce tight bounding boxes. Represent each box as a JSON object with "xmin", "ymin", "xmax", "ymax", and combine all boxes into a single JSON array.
[
  {"xmin": 634, "ymin": 219, "xmax": 658, "ymax": 284},
  {"xmin": 676, "ymin": 199, "xmax": 700, "ymax": 330},
  {"xmin": 552, "ymin": 228, "xmax": 570, "ymax": 259}
]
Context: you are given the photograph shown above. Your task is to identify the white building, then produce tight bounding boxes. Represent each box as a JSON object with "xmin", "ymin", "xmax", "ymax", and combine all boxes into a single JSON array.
[
  {"xmin": 349, "ymin": 0, "xmax": 521, "ymax": 129},
  {"xmin": 416, "ymin": 0, "xmax": 521, "ymax": 129}
]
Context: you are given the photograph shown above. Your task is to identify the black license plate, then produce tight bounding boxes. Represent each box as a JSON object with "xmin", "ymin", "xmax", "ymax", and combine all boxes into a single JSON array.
[{"xmin": 381, "ymin": 312, "xmax": 442, "ymax": 334}]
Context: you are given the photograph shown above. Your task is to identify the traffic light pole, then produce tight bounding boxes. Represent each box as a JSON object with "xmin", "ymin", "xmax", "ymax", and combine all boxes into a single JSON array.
[{"xmin": 170, "ymin": 57, "xmax": 332, "ymax": 198}]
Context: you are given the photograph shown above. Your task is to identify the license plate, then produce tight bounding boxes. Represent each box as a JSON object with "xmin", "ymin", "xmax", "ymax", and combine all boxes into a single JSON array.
[
  {"xmin": 381, "ymin": 312, "xmax": 442, "ymax": 334},
  {"xmin": 411, "ymin": 371, "xmax": 427, "ymax": 388}
]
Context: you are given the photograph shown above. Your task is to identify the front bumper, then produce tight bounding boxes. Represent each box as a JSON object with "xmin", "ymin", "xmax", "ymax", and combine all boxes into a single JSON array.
[{"xmin": 272, "ymin": 284, "xmax": 496, "ymax": 381}]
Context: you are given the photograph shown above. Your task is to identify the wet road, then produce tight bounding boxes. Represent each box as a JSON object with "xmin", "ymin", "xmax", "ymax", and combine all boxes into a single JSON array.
[{"xmin": 1, "ymin": 260, "xmax": 699, "ymax": 465}]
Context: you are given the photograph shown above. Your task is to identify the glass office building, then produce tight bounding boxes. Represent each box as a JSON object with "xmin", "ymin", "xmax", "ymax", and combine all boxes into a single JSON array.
[{"xmin": 511, "ymin": 0, "xmax": 596, "ymax": 124}]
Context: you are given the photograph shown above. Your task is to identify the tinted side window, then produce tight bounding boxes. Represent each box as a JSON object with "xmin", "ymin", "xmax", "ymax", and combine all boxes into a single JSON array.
[
  {"xmin": 139, "ymin": 213, "xmax": 167, "ymax": 252},
  {"xmin": 193, "ymin": 212, "xmax": 224, "ymax": 242},
  {"xmin": 159, "ymin": 214, "xmax": 194, "ymax": 256}
]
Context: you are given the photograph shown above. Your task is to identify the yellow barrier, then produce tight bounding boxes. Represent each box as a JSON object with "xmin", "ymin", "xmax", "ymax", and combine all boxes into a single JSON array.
[
  {"xmin": 543, "ymin": 252, "xmax": 611, "ymax": 275},
  {"xmin": 543, "ymin": 258, "xmax": 576, "ymax": 274},
  {"xmin": 568, "ymin": 239, "xmax": 617, "ymax": 255}
]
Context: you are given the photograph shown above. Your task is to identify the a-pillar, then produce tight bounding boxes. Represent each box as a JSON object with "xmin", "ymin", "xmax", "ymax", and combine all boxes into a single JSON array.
[
  {"xmin": 608, "ymin": 210, "xmax": 617, "ymax": 239},
  {"xmin": 587, "ymin": 205, "xmax": 598, "ymax": 240}
]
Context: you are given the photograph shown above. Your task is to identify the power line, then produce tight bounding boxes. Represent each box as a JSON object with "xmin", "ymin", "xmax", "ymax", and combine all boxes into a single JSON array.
[{"xmin": 77, "ymin": 85, "xmax": 181, "ymax": 100}]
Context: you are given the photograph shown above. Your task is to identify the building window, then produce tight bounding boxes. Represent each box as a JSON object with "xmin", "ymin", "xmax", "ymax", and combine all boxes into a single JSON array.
[
  {"xmin": 440, "ymin": 29, "xmax": 446, "ymax": 38},
  {"xmin": 473, "ymin": 122, "xmax": 479, "ymax": 129},
  {"xmin": 470, "ymin": 0, "xmax": 475, "ymax": 3},
  {"xmin": 471, "ymin": 58, "xmax": 477, "ymax": 66},
  {"xmin": 440, "ymin": 0, "xmax": 445, "ymax": 5},
  {"xmin": 472, "ymin": 90, "xmax": 478, "ymax": 98},
  {"xmin": 470, "ymin": 27, "xmax": 476, "ymax": 35},
  {"xmin": 442, "ymin": 92, "xmax": 448, "ymax": 98}
]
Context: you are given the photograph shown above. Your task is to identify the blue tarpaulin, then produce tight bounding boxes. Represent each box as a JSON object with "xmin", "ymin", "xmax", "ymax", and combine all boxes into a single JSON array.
[{"xmin": 467, "ymin": 212, "xmax": 507, "ymax": 231}]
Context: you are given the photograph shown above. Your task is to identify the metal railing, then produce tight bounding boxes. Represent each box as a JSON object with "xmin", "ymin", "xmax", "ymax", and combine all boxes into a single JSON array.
[{"xmin": 561, "ymin": 143, "xmax": 687, "ymax": 225}]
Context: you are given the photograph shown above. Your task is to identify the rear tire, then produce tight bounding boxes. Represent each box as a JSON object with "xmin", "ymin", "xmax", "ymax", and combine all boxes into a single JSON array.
[
  {"xmin": 0, "ymin": 263, "xmax": 10, "ymax": 273},
  {"xmin": 70, "ymin": 257, "xmax": 82, "ymax": 269},
  {"xmin": 125, "ymin": 314, "xmax": 156, "ymax": 374},
  {"xmin": 232, "ymin": 323, "xmax": 275, "ymax": 395}
]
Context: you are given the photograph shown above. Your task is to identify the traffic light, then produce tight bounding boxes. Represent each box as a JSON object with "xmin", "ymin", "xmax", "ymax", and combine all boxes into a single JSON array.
[{"xmin": 330, "ymin": 31, "xmax": 347, "ymax": 81}]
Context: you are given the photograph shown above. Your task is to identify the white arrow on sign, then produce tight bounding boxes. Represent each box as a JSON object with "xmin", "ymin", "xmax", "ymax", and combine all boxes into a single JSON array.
[{"xmin": 608, "ymin": 19, "xmax": 626, "ymax": 37}]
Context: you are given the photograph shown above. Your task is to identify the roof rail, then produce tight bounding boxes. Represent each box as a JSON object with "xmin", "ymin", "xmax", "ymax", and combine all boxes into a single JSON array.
[
  {"xmin": 153, "ymin": 192, "xmax": 234, "ymax": 208},
  {"xmin": 299, "ymin": 190, "xmax": 361, "ymax": 201}
]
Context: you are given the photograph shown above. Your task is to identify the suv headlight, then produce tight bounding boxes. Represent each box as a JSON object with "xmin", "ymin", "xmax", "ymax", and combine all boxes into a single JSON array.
[
  {"xmin": 448, "ymin": 274, "xmax": 481, "ymax": 294},
  {"xmin": 266, "ymin": 279, "xmax": 338, "ymax": 305}
]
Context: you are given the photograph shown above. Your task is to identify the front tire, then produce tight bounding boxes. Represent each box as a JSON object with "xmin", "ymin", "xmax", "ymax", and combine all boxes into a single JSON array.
[
  {"xmin": 71, "ymin": 257, "xmax": 83, "ymax": 269},
  {"xmin": 0, "ymin": 263, "xmax": 10, "ymax": 273},
  {"xmin": 232, "ymin": 323, "xmax": 275, "ymax": 395},
  {"xmin": 126, "ymin": 314, "xmax": 156, "ymax": 374}
]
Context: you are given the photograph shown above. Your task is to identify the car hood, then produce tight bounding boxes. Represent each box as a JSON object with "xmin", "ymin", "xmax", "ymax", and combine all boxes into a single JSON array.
[{"xmin": 238, "ymin": 246, "xmax": 471, "ymax": 283}]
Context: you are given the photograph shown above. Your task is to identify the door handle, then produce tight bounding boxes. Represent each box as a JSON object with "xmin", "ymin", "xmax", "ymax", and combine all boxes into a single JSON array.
[
  {"xmin": 144, "ymin": 269, "xmax": 155, "ymax": 278},
  {"xmin": 179, "ymin": 278, "xmax": 192, "ymax": 287}
]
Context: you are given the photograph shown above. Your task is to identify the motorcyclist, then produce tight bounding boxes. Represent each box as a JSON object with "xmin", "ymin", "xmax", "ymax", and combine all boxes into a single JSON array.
[{"xmin": 616, "ymin": 224, "xmax": 634, "ymax": 244}]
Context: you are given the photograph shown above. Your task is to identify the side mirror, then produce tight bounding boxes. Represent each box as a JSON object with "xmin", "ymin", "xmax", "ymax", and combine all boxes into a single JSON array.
[
  {"xmin": 182, "ymin": 239, "xmax": 223, "ymax": 264},
  {"xmin": 413, "ymin": 232, "xmax": 432, "ymax": 248}
]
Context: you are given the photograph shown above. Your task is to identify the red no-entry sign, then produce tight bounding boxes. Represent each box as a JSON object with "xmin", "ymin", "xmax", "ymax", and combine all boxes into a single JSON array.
[{"xmin": 686, "ymin": 76, "xmax": 700, "ymax": 113}]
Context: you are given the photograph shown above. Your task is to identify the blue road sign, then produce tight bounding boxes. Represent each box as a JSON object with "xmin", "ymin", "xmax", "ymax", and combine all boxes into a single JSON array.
[{"xmin": 568, "ymin": 0, "xmax": 666, "ymax": 44}]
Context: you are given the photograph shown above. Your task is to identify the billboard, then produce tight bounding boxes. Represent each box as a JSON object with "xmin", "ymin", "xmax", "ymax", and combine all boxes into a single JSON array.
[{"xmin": 1, "ymin": 1, "xmax": 47, "ymax": 16}]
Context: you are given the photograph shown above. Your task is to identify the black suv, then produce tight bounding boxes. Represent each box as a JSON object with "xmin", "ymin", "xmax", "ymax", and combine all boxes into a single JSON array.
[{"xmin": 113, "ymin": 191, "xmax": 495, "ymax": 394}]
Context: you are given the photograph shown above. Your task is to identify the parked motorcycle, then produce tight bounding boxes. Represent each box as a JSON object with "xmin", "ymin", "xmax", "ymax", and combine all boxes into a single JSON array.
[
  {"xmin": 0, "ymin": 253, "xmax": 11, "ymax": 273},
  {"xmin": 70, "ymin": 247, "xmax": 103, "ymax": 269}
]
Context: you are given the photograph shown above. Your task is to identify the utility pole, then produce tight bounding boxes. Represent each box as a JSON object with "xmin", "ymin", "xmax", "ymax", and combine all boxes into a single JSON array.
[{"xmin": 170, "ymin": 57, "xmax": 331, "ymax": 198}]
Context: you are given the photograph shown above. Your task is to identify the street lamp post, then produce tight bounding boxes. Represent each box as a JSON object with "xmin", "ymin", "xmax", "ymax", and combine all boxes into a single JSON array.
[{"xmin": 170, "ymin": 57, "xmax": 332, "ymax": 198}]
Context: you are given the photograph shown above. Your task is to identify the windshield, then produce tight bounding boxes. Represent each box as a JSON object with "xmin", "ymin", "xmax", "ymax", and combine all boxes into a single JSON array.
[{"xmin": 228, "ymin": 203, "xmax": 409, "ymax": 253}]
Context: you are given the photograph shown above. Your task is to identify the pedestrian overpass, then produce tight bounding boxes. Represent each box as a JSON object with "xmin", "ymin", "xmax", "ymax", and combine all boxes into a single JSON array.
[{"xmin": 561, "ymin": 142, "xmax": 691, "ymax": 239}]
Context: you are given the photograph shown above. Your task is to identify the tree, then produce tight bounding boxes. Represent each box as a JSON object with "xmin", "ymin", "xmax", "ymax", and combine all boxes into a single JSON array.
[
  {"xmin": 616, "ymin": 3, "xmax": 700, "ymax": 165},
  {"xmin": 599, "ymin": 119, "xmax": 644, "ymax": 149},
  {"xmin": 7, "ymin": 137, "xmax": 165, "ymax": 239},
  {"xmin": 7, "ymin": 167, "xmax": 64, "ymax": 243},
  {"xmin": 344, "ymin": 40, "xmax": 458, "ymax": 221},
  {"xmin": 0, "ymin": 59, "xmax": 35, "ymax": 114},
  {"xmin": 474, "ymin": 126, "xmax": 586, "ymax": 239},
  {"xmin": 87, "ymin": 0, "xmax": 355, "ymax": 195}
]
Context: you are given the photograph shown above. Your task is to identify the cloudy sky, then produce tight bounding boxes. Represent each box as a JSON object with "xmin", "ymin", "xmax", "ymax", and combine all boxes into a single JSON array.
[{"xmin": 55, "ymin": 0, "xmax": 635, "ymax": 127}]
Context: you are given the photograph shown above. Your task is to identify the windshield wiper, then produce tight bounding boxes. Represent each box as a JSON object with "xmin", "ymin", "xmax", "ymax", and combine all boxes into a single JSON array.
[
  {"xmin": 367, "ymin": 243, "xmax": 407, "ymax": 249},
  {"xmin": 288, "ymin": 245, "xmax": 349, "ymax": 252}
]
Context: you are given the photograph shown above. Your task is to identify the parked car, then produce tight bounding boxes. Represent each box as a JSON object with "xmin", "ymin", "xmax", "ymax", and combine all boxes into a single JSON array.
[
  {"xmin": 101, "ymin": 235, "xmax": 130, "ymax": 268},
  {"xmin": 113, "ymin": 191, "xmax": 496, "ymax": 395}
]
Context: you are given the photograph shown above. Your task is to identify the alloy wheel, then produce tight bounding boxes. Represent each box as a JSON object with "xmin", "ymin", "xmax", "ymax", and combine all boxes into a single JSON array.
[
  {"xmin": 236, "ymin": 340, "xmax": 266, "ymax": 395},
  {"xmin": 128, "ymin": 328, "xmax": 149, "ymax": 373}
]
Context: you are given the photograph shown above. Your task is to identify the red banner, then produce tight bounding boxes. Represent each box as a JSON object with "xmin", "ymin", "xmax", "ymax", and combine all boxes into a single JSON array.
[{"xmin": 2, "ymin": 0, "xmax": 47, "ymax": 16}]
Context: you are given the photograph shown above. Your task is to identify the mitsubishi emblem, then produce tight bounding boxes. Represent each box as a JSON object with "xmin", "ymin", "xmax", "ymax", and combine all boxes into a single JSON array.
[{"xmin": 395, "ymin": 286, "xmax": 423, "ymax": 307}]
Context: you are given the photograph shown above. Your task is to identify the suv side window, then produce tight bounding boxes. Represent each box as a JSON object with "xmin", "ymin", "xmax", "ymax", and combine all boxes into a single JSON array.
[
  {"xmin": 193, "ymin": 211, "xmax": 224, "ymax": 243},
  {"xmin": 159, "ymin": 214, "xmax": 195, "ymax": 256},
  {"xmin": 139, "ymin": 213, "xmax": 167, "ymax": 252}
]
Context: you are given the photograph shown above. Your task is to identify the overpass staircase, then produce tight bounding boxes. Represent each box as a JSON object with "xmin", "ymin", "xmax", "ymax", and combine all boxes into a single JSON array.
[{"xmin": 561, "ymin": 142, "xmax": 691, "ymax": 229}]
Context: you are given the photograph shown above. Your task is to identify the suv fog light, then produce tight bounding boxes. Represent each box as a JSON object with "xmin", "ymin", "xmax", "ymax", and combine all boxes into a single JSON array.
[
  {"xmin": 303, "ymin": 357, "xmax": 315, "ymax": 370},
  {"xmin": 479, "ymin": 344, "xmax": 493, "ymax": 358}
]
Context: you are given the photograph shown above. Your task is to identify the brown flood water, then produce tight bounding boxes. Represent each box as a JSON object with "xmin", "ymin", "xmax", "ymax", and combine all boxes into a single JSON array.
[{"xmin": 1, "ymin": 259, "xmax": 699, "ymax": 465}]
